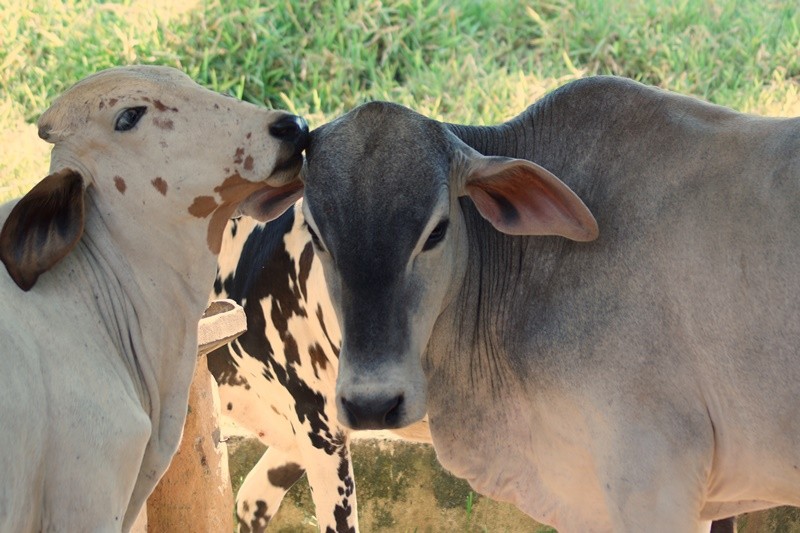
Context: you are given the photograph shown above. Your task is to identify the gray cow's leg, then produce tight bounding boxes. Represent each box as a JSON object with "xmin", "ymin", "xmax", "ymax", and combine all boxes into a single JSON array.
[{"xmin": 236, "ymin": 446, "xmax": 305, "ymax": 533}]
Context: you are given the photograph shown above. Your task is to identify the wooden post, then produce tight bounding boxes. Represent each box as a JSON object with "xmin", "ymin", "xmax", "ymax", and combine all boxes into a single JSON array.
[{"xmin": 142, "ymin": 300, "xmax": 246, "ymax": 532}]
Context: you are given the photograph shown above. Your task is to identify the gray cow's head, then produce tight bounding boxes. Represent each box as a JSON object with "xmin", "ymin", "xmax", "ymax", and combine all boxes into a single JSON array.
[{"xmin": 302, "ymin": 102, "xmax": 597, "ymax": 430}]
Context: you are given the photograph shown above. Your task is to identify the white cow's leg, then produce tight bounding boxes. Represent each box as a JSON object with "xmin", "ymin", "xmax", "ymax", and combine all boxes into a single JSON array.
[
  {"xmin": 698, "ymin": 520, "xmax": 714, "ymax": 533},
  {"xmin": 236, "ymin": 445, "xmax": 305, "ymax": 533},
  {"xmin": 299, "ymin": 430, "xmax": 358, "ymax": 533},
  {"xmin": 41, "ymin": 385, "xmax": 151, "ymax": 532}
]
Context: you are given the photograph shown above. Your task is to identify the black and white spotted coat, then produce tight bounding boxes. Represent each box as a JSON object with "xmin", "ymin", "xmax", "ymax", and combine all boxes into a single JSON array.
[{"xmin": 208, "ymin": 201, "xmax": 429, "ymax": 533}]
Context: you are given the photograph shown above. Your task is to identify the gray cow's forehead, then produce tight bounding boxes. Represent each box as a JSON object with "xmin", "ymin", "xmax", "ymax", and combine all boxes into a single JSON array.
[
  {"xmin": 304, "ymin": 101, "xmax": 452, "ymax": 270},
  {"xmin": 305, "ymin": 101, "xmax": 451, "ymax": 208}
]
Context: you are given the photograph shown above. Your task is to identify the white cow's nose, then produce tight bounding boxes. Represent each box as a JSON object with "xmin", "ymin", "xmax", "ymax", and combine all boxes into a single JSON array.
[{"xmin": 269, "ymin": 114, "xmax": 309, "ymax": 147}]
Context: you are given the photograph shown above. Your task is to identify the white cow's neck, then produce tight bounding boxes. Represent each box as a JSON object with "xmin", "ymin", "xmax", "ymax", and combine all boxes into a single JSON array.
[
  {"xmin": 79, "ymin": 190, "xmax": 218, "ymax": 526},
  {"xmin": 81, "ymin": 189, "xmax": 214, "ymax": 383}
]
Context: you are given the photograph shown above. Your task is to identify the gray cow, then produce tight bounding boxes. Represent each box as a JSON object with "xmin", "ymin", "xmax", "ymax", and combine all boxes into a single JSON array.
[{"xmin": 256, "ymin": 77, "xmax": 800, "ymax": 532}]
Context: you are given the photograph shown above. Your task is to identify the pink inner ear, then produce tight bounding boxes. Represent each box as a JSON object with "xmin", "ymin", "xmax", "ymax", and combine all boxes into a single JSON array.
[{"xmin": 465, "ymin": 162, "xmax": 598, "ymax": 241}]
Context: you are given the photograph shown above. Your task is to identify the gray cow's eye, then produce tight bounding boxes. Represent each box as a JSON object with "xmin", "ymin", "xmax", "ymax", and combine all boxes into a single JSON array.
[
  {"xmin": 422, "ymin": 219, "xmax": 449, "ymax": 251},
  {"xmin": 114, "ymin": 106, "xmax": 147, "ymax": 132}
]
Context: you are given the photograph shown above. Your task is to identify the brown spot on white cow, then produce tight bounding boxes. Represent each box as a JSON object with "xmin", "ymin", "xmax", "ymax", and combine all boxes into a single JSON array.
[
  {"xmin": 207, "ymin": 202, "xmax": 241, "ymax": 255},
  {"xmin": 188, "ymin": 196, "xmax": 218, "ymax": 218},
  {"xmin": 204, "ymin": 173, "xmax": 271, "ymax": 254},
  {"xmin": 234, "ymin": 147, "xmax": 245, "ymax": 164},
  {"xmin": 244, "ymin": 155, "xmax": 254, "ymax": 170},
  {"xmin": 189, "ymin": 173, "xmax": 277, "ymax": 255},
  {"xmin": 151, "ymin": 177, "xmax": 168, "ymax": 196},
  {"xmin": 108, "ymin": 98, "xmax": 118, "ymax": 107},
  {"xmin": 152, "ymin": 99, "xmax": 178, "ymax": 112},
  {"xmin": 147, "ymin": 98, "xmax": 178, "ymax": 112},
  {"xmin": 153, "ymin": 117, "xmax": 174, "ymax": 130},
  {"xmin": 114, "ymin": 176, "xmax": 127, "ymax": 194}
]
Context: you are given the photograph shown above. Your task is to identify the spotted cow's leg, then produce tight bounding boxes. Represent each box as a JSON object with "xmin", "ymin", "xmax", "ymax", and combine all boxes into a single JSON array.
[
  {"xmin": 236, "ymin": 445, "xmax": 305, "ymax": 533},
  {"xmin": 298, "ymin": 430, "xmax": 358, "ymax": 533}
]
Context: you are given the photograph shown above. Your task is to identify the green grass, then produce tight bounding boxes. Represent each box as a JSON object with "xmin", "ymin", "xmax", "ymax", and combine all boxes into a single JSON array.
[
  {"xmin": 2, "ymin": 0, "xmax": 799, "ymax": 200},
  {"xmin": 3, "ymin": 0, "xmax": 799, "ymax": 117}
]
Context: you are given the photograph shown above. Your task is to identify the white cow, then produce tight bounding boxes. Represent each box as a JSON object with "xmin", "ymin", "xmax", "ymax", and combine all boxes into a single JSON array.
[
  {"xmin": 292, "ymin": 77, "xmax": 800, "ymax": 532},
  {"xmin": 0, "ymin": 65, "xmax": 307, "ymax": 532}
]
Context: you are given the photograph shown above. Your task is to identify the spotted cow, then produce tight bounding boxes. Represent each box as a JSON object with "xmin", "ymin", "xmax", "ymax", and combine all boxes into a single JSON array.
[{"xmin": 207, "ymin": 204, "xmax": 430, "ymax": 533}]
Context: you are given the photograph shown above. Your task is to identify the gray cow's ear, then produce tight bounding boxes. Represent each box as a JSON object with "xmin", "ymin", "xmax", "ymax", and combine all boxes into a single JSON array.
[
  {"xmin": 235, "ymin": 179, "xmax": 304, "ymax": 222},
  {"xmin": 462, "ymin": 156, "xmax": 599, "ymax": 242},
  {"xmin": 0, "ymin": 168, "xmax": 86, "ymax": 291}
]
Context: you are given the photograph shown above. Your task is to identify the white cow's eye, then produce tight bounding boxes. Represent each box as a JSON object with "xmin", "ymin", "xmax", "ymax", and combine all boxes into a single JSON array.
[
  {"xmin": 422, "ymin": 220, "xmax": 448, "ymax": 251},
  {"xmin": 114, "ymin": 107, "xmax": 147, "ymax": 132}
]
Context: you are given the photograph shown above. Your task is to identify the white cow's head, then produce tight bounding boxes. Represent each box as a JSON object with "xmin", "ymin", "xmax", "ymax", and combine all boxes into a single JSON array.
[
  {"xmin": 299, "ymin": 102, "xmax": 597, "ymax": 430},
  {"xmin": 0, "ymin": 65, "xmax": 307, "ymax": 291}
]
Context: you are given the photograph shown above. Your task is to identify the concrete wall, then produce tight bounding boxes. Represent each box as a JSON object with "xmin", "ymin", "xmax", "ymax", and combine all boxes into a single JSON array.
[
  {"xmin": 228, "ymin": 437, "xmax": 547, "ymax": 532},
  {"xmin": 228, "ymin": 437, "xmax": 800, "ymax": 532}
]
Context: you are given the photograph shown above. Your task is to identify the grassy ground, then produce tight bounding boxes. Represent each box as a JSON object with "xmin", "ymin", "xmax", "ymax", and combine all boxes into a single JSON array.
[{"xmin": 2, "ymin": 0, "xmax": 799, "ymax": 200}]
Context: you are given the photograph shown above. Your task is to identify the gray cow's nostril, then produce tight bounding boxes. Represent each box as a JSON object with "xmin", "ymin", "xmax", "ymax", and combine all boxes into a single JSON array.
[
  {"xmin": 384, "ymin": 394, "xmax": 403, "ymax": 426},
  {"xmin": 341, "ymin": 394, "xmax": 404, "ymax": 430},
  {"xmin": 269, "ymin": 114, "xmax": 309, "ymax": 147}
]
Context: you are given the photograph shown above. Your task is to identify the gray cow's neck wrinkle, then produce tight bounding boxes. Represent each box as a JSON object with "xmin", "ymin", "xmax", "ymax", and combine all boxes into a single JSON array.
[
  {"xmin": 461, "ymin": 199, "xmax": 531, "ymax": 387},
  {"xmin": 436, "ymin": 79, "xmax": 651, "ymax": 387},
  {"xmin": 438, "ymin": 100, "xmax": 568, "ymax": 385},
  {"xmin": 433, "ymin": 75, "xmax": 744, "ymax": 394}
]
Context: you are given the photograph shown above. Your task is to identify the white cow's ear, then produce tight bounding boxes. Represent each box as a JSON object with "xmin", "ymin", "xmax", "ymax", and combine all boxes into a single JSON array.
[
  {"xmin": 0, "ymin": 168, "xmax": 86, "ymax": 291},
  {"xmin": 235, "ymin": 179, "xmax": 304, "ymax": 222},
  {"xmin": 462, "ymin": 156, "xmax": 599, "ymax": 242}
]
